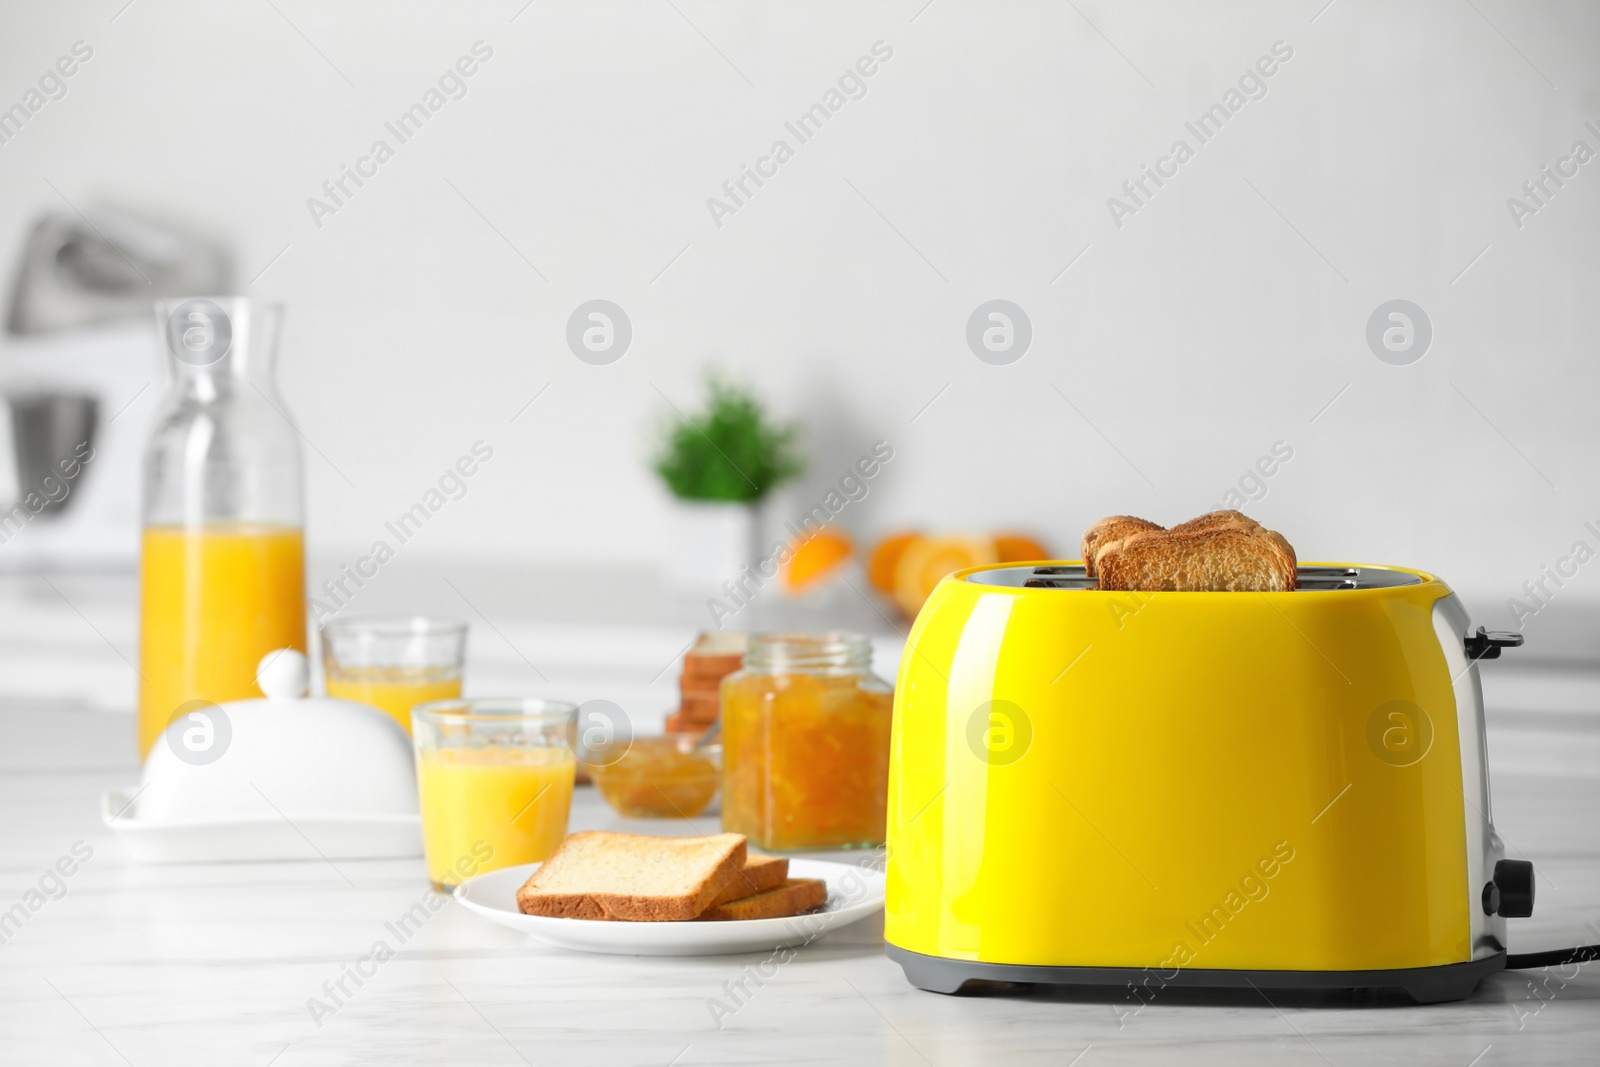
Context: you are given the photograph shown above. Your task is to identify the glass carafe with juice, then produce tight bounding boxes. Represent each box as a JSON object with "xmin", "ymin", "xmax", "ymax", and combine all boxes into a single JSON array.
[{"xmin": 138, "ymin": 299, "xmax": 306, "ymax": 760}]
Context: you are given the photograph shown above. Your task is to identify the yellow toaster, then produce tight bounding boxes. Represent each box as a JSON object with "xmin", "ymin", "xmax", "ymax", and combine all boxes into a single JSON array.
[{"xmin": 884, "ymin": 562, "xmax": 1532, "ymax": 1003}]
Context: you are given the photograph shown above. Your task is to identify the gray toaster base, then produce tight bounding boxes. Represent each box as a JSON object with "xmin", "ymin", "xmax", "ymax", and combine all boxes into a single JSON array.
[{"xmin": 887, "ymin": 945, "xmax": 1506, "ymax": 1005}]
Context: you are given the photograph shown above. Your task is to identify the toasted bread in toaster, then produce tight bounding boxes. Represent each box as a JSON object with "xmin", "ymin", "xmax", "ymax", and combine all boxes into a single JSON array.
[
  {"xmin": 700, "ymin": 877, "xmax": 827, "ymax": 921},
  {"xmin": 1169, "ymin": 509, "xmax": 1259, "ymax": 535},
  {"xmin": 515, "ymin": 831, "xmax": 747, "ymax": 921},
  {"xmin": 1097, "ymin": 525, "xmax": 1297, "ymax": 592},
  {"xmin": 1171, "ymin": 509, "xmax": 1297, "ymax": 574},
  {"xmin": 1170, "ymin": 510, "xmax": 1298, "ymax": 574},
  {"xmin": 1264, "ymin": 529, "xmax": 1297, "ymax": 572},
  {"xmin": 1081, "ymin": 515, "xmax": 1163, "ymax": 577}
]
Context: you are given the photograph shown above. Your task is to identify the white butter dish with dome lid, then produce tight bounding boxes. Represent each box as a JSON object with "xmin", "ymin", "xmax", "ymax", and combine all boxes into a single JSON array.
[{"xmin": 104, "ymin": 650, "xmax": 423, "ymax": 864}]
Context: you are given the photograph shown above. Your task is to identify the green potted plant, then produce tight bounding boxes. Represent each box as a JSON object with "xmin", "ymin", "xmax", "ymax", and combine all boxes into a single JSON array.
[{"xmin": 652, "ymin": 376, "xmax": 802, "ymax": 586}]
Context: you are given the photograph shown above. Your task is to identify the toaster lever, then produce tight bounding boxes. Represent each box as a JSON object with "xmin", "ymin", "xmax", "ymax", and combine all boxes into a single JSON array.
[{"xmin": 1464, "ymin": 627, "xmax": 1523, "ymax": 661}]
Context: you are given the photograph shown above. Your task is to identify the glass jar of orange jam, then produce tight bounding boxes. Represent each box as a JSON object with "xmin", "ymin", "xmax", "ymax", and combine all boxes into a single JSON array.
[{"xmin": 720, "ymin": 632, "xmax": 893, "ymax": 851}]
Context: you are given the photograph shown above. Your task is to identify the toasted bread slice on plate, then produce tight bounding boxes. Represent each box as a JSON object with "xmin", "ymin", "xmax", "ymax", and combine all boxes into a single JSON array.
[
  {"xmin": 709, "ymin": 854, "xmax": 789, "ymax": 907},
  {"xmin": 515, "ymin": 831, "xmax": 747, "ymax": 921},
  {"xmin": 459, "ymin": 856, "xmax": 885, "ymax": 955},
  {"xmin": 701, "ymin": 878, "xmax": 827, "ymax": 921}
]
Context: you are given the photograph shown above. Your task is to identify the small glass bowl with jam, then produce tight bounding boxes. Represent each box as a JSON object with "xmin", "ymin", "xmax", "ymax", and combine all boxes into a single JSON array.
[{"xmin": 590, "ymin": 733, "xmax": 722, "ymax": 818}]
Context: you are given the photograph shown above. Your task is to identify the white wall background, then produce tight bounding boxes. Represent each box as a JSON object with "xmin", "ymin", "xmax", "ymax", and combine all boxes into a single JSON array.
[{"xmin": 1, "ymin": 0, "xmax": 1598, "ymax": 650}]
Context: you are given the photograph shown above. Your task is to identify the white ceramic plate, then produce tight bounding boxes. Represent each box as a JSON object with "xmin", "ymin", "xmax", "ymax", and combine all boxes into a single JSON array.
[
  {"xmin": 102, "ymin": 788, "xmax": 423, "ymax": 864},
  {"xmin": 454, "ymin": 858, "xmax": 886, "ymax": 956}
]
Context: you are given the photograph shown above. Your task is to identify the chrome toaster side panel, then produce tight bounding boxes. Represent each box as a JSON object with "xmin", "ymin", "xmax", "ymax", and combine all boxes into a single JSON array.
[{"xmin": 1432, "ymin": 594, "xmax": 1507, "ymax": 959}]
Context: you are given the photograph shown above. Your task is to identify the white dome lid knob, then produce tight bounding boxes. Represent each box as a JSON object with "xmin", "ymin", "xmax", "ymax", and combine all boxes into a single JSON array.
[{"xmin": 257, "ymin": 648, "xmax": 309, "ymax": 701}]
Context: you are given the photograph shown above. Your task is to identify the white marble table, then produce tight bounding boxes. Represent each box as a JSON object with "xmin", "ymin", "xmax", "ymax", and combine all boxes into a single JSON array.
[
  {"xmin": 1, "ymin": 705, "xmax": 1597, "ymax": 1066},
  {"xmin": 3, "ymin": 568, "xmax": 1599, "ymax": 1065}
]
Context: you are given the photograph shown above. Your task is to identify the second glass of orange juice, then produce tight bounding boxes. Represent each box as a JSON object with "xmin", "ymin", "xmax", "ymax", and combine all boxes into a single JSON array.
[
  {"xmin": 413, "ymin": 698, "xmax": 578, "ymax": 890},
  {"xmin": 322, "ymin": 616, "xmax": 467, "ymax": 735}
]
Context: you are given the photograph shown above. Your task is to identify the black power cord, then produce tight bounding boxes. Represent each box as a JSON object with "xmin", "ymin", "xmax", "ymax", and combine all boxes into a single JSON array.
[{"xmin": 1506, "ymin": 944, "xmax": 1600, "ymax": 970}]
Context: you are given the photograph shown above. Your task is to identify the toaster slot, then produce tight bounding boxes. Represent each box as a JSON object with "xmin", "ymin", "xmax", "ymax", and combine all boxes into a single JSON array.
[
  {"xmin": 1293, "ymin": 566, "xmax": 1422, "ymax": 590},
  {"xmin": 1025, "ymin": 564, "xmax": 1094, "ymax": 589},
  {"xmin": 966, "ymin": 564, "xmax": 1423, "ymax": 590}
]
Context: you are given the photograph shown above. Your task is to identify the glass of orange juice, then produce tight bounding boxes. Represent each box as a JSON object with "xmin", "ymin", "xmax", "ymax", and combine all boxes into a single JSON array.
[
  {"xmin": 413, "ymin": 698, "xmax": 578, "ymax": 891},
  {"xmin": 322, "ymin": 616, "xmax": 467, "ymax": 735}
]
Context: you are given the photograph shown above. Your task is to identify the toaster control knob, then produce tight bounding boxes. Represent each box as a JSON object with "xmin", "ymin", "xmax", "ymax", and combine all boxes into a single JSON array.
[
  {"xmin": 1490, "ymin": 859, "xmax": 1535, "ymax": 918},
  {"xmin": 1464, "ymin": 627, "xmax": 1524, "ymax": 661}
]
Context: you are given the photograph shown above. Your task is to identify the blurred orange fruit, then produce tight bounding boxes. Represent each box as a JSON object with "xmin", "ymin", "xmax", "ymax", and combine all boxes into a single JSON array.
[
  {"xmin": 867, "ymin": 531, "xmax": 922, "ymax": 595},
  {"xmin": 993, "ymin": 533, "xmax": 1049, "ymax": 563},
  {"xmin": 893, "ymin": 535, "xmax": 998, "ymax": 617},
  {"xmin": 782, "ymin": 529, "xmax": 854, "ymax": 593}
]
